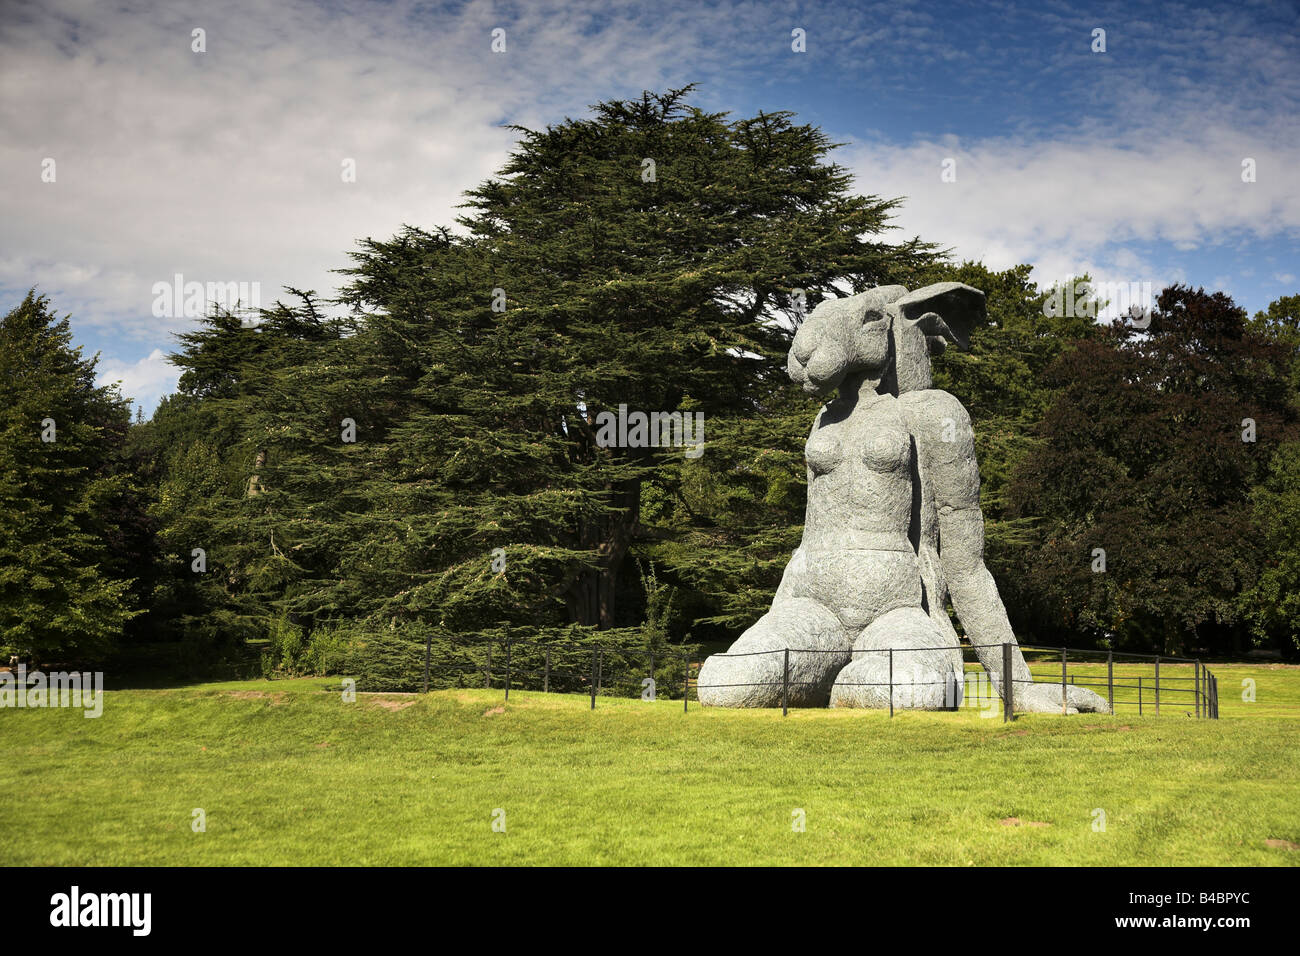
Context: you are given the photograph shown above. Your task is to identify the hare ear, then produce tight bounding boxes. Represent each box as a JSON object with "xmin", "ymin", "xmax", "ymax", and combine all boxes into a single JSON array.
[{"xmin": 896, "ymin": 282, "xmax": 985, "ymax": 352}]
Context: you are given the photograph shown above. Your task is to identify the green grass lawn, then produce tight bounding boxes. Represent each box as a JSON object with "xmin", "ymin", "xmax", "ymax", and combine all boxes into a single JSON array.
[{"xmin": 2, "ymin": 663, "xmax": 1299, "ymax": 866}]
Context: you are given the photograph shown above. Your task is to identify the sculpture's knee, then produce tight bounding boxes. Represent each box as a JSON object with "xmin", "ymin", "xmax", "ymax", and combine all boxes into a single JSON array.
[
  {"xmin": 697, "ymin": 598, "xmax": 849, "ymax": 708},
  {"xmin": 831, "ymin": 607, "xmax": 964, "ymax": 710}
]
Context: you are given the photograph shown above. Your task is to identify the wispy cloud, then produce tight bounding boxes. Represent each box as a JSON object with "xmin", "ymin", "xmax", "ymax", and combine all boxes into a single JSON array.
[
  {"xmin": 841, "ymin": 119, "xmax": 1299, "ymax": 314},
  {"xmin": 96, "ymin": 349, "xmax": 178, "ymax": 411},
  {"xmin": 2, "ymin": 0, "xmax": 1297, "ymax": 413}
]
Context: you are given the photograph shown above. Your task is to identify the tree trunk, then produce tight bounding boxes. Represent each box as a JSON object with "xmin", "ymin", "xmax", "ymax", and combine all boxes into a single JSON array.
[
  {"xmin": 246, "ymin": 449, "xmax": 267, "ymax": 497},
  {"xmin": 1162, "ymin": 617, "xmax": 1182, "ymax": 657},
  {"xmin": 565, "ymin": 478, "xmax": 640, "ymax": 629}
]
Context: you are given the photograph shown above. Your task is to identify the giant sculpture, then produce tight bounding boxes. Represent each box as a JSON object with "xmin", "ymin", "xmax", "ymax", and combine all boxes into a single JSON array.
[{"xmin": 697, "ymin": 283, "xmax": 1109, "ymax": 713}]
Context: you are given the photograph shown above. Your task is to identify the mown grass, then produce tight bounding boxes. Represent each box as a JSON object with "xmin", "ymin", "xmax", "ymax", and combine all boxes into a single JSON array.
[{"xmin": 1, "ymin": 663, "xmax": 1298, "ymax": 866}]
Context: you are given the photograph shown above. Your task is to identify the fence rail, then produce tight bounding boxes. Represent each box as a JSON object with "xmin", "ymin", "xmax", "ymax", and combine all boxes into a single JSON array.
[{"xmin": 416, "ymin": 634, "xmax": 1220, "ymax": 721}]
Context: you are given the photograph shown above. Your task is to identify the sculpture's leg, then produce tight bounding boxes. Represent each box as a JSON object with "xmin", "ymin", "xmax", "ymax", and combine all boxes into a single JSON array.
[
  {"xmin": 829, "ymin": 606, "xmax": 964, "ymax": 710},
  {"xmin": 697, "ymin": 598, "xmax": 850, "ymax": 708}
]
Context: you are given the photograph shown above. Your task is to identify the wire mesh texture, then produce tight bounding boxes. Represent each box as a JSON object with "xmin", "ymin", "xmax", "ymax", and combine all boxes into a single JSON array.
[{"xmin": 416, "ymin": 634, "xmax": 1221, "ymax": 722}]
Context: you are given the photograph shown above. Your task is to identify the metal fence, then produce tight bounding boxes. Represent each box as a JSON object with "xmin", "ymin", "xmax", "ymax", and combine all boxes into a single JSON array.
[
  {"xmin": 418, "ymin": 634, "xmax": 1220, "ymax": 721},
  {"xmin": 420, "ymin": 637, "xmax": 697, "ymax": 710},
  {"xmin": 1010, "ymin": 643, "xmax": 1220, "ymax": 720}
]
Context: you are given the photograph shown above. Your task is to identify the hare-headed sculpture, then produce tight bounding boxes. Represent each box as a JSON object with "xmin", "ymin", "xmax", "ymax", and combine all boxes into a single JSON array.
[{"xmin": 697, "ymin": 282, "xmax": 1109, "ymax": 713}]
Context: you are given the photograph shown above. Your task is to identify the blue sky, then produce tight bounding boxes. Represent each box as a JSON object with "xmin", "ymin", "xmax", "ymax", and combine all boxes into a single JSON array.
[{"xmin": 2, "ymin": 0, "xmax": 1297, "ymax": 414}]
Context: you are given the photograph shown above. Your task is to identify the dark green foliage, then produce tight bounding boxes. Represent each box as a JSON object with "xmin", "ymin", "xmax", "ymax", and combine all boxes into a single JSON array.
[
  {"xmin": 0, "ymin": 292, "xmax": 143, "ymax": 663},
  {"xmin": 133, "ymin": 297, "xmax": 351, "ymax": 650},
  {"xmin": 274, "ymin": 87, "xmax": 938, "ymax": 649},
  {"xmin": 10, "ymin": 89, "xmax": 1299, "ymax": 672},
  {"xmin": 1245, "ymin": 441, "xmax": 1300, "ymax": 649},
  {"xmin": 115, "ymin": 89, "xmax": 938, "ymax": 667},
  {"xmin": 1008, "ymin": 286, "xmax": 1299, "ymax": 654}
]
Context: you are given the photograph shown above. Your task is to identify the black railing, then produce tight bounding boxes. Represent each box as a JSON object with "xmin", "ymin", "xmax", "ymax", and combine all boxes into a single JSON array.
[
  {"xmin": 420, "ymin": 637, "xmax": 697, "ymax": 710},
  {"xmin": 417, "ymin": 634, "xmax": 1220, "ymax": 721}
]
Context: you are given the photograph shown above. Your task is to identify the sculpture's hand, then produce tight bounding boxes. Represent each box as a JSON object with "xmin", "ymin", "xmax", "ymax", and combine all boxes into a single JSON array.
[{"xmin": 1013, "ymin": 682, "xmax": 1112, "ymax": 715}]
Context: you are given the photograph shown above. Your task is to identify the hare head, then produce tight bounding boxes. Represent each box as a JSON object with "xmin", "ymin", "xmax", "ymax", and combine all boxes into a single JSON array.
[{"xmin": 788, "ymin": 281, "xmax": 985, "ymax": 397}]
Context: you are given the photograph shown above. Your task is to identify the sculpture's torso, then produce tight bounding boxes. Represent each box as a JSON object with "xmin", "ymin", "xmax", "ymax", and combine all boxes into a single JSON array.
[
  {"xmin": 788, "ymin": 389, "xmax": 930, "ymax": 634},
  {"xmin": 803, "ymin": 390, "xmax": 914, "ymax": 553}
]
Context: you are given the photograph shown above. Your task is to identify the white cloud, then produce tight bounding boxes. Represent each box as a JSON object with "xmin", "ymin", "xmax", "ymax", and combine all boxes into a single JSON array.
[
  {"xmin": 4, "ymin": 0, "xmax": 1298, "ymax": 401},
  {"xmin": 0, "ymin": 1, "xmax": 527, "ymax": 342},
  {"xmin": 840, "ymin": 122, "xmax": 1300, "ymax": 314},
  {"xmin": 1, "ymin": 0, "xmax": 802, "ymax": 342},
  {"xmin": 96, "ymin": 348, "xmax": 177, "ymax": 414}
]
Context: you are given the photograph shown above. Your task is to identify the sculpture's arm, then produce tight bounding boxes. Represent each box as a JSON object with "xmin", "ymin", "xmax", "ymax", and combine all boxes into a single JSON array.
[
  {"xmin": 899, "ymin": 390, "xmax": 1032, "ymax": 695},
  {"xmin": 901, "ymin": 390, "xmax": 1110, "ymax": 713}
]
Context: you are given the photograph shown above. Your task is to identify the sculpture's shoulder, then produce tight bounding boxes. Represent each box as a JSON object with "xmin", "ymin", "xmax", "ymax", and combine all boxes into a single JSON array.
[
  {"xmin": 896, "ymin": 388, "xmax": 972, "ymax": 436},
  {"xmin": 898, "ymin": 389, "xmax": 980, "ymax": 508}
]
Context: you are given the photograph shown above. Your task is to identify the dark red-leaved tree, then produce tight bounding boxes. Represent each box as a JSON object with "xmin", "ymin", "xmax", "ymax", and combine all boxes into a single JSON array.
[{"xmin": 1005, "ymin": 285, "xmax": 1298, "ymax": 655}]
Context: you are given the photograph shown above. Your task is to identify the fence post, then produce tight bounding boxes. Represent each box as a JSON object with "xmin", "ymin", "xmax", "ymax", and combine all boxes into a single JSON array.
[
  {"xmin": 649, "ymin": 652, "xmax": 655, "ymax": 702},
  {"xmin": 590, "ymin": 648, "xmax": 598, "ymax": 710},
  {"xmin": 1106, "ymin": 650, "xmax": 1113, "ymax": 714},
  {"xmin": 782, "ymin": 649, "xmax": 789, "ymax": 717},
  {"xmin": 505, "ymin": 640, "xmax": 511, "ymax": 701},
  {"xmin": 1061, "ymin": 647, "xmax": 1068, "ymax": 714},
  {"xmin": 1138, "ymin": 677, "xmax": 1142, "ymax": 716},
  {"xmin": 422, "ymin": 630, "xmax": 432, "ymax": 695},
  {"xmin": 1002, "ymin": 642, "xmax": 1013, "ymax": 722},
  {"xmin": 684, "ymin": 653, "xmax": 689, "ymax": 712},
  {"xmin": 1195, "ymin": 661, "xmax": 1201, "ymax": 718},
  {"xmin": 543, "ymin": 646, "xmax": 550, "ymax": 694},
  {"xmin": 888, "ymin": 649, "xmax": 894, "ymax": 718},
  {"xmin": 485, "ymin": 645, "xmax": 492, "ymax": 690},
  {"xmin": 1213, "ymin": 674, "xmax": 1219, "ymax": 719},
  {"xmin": 1154, "ymin": 657, "xmax": 1160, "ymax": 716}
]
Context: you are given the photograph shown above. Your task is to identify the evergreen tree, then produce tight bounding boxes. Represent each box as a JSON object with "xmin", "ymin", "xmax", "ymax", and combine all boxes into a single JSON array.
[
  {"xmin": 139, "ymin": 297, "xmax": 349, "ymax": 646},
  {"xmin": 323, "ymin": 87, "xmax": 938, "ymax": 641},
  {"xmin": 0, "ymin": 292, "xmax": 141, "ymax": 663},
  {"xmin": 1241, "ymin": 293, "xmax": 1300, "ymax": 650}
]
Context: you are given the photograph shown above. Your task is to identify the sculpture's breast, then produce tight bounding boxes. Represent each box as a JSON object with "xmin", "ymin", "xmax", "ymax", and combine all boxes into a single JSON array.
[
  {"xmin": 805, "ymin": 430, "xmax": 844, "ymax": 476},
  {"xmin": 805, "ymin": 400, "xmax": 910, "ymax": 479},
  {"xmin": 860, "ymin": 424, "xmax": 910, "ymax": 473}
]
